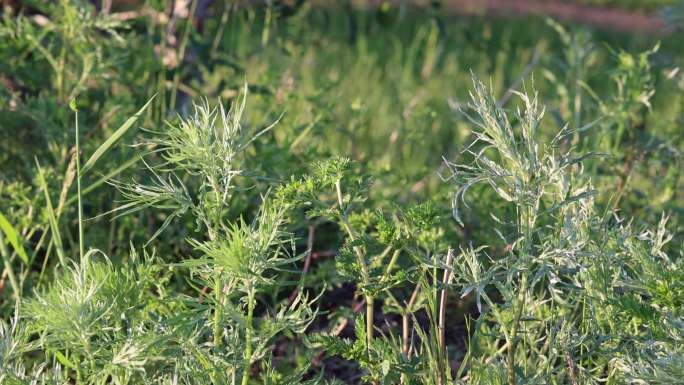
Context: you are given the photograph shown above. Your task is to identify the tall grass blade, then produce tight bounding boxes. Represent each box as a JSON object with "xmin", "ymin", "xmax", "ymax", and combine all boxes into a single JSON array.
[
  {"xmin": 81, "ymin": 96, "xmax": 155, "ymax": 175},
  {"xmin": 72, "ymin": 100, "xmax": 84, "ymax": 261},
  {"xmin": 35, "ymin": 159, "xmax": 66, "ymax": 267},
  {"xmin": 0, "ymin": 211, "xmax": 29, "ymax": 265},
  {"xmin": 65, "ymin": 155, "xmax": 142, "ymax": 208}
]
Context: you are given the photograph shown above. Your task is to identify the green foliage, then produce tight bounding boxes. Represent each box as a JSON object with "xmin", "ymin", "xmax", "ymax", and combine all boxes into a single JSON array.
[{"xmin": 1, "ymin": 1, "xmax": 683, "ymax": 384}]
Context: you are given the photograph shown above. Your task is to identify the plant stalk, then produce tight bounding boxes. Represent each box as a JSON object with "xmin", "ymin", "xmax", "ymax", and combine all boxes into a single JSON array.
[
  {"xmin": 0, "ymin": 233, "xmax": 20, "ymax": 302},
  {"xmin": 507, "ymin": 273, "xmax": 528, "ymax": 385},
  {"xmin": 241, "ymin": 283, "xmax": 255, "ymax": 385},
  {"xmin": 169, "ymin": 0, "xmax": 199, "ymax": 110},
  {"xmin": 211, "ymin": 0, "xmax": 233, "ymax": 58},
  {"xmin": 75, "ymin": 106, "xmax": 84, "ymax": 261},
  {"xmin": 439, "ymin": 249, "xmax": 454, "ymax": 353},
  {"xmin": 383, "ymin": 248, "xmax": 401, "ymax": 280},
  {"xmin": 401, "ymin": 284, "xmax": 421, "ymax": 385},
  {"xmin": 438, "ymin": 248, "xmax": 454, "ymax": 385},
  {"xmin": 213, "ymin": 274, "xmax": 223, "ymax": 347},
  {"xmin": 335, "ymin": 179, "xmax": 373, "ymax": 348}
]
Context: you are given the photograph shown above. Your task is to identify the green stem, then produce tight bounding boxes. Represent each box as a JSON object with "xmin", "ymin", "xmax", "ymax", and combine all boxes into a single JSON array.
[
  {"xmin": 76, "ymin": 355, "xmax": 82, "ymax": 385},
  {"xmin": 0, "ymin": 233, "xmax": 20, "ymax": 302},
  {"xmin": 507, "ymin": 273, "xmax": 528, "ymax": 385},
  {"xmin": 334, "ymin": 180, "xmax": 373, "ymax": 348},
  {"xmin": 241, "ymin": 283, "xmax": 255, "ymax": 385},
  {"xmin": 261, "ymin": 2, "xmax": 273, "ymax": 46},
  {"xmin": 169, "ymin": 0, "xmax": 199, "ymax": 110},
  {"xmin": 439, "ymin": 250, "xmax": 454, "ymax": 353},
  {"xmin": 437, "ymin": 248, "xmax": 455, "ymax": 385},
  {"xmin": 158, "ymin": 3, "xmax": 171, "ymax": 119},
  {"xmin": 75, "ymin": 107, "xmax": 84, "ymax": 261},
  {"xmin": 211, "ymin": 0, "xmax": 232, "ymax": 58},
  {"xmin": 57, "ymin": 42, "xmax": 66, "ymax": 102},
  {"xmin": 213, "ymin": 274, "xmax": 223, "ymax": 347},
  {"xmin": 382, "ymin": 248, "xmax": 401, "ymax": 281},
  {"xmin": 366, "ymin": 295, "xmax": 374, "ymax": 348},
  {"xmin": 402, "ymin": 287, "xmax": 420, "ymax": 384}
]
